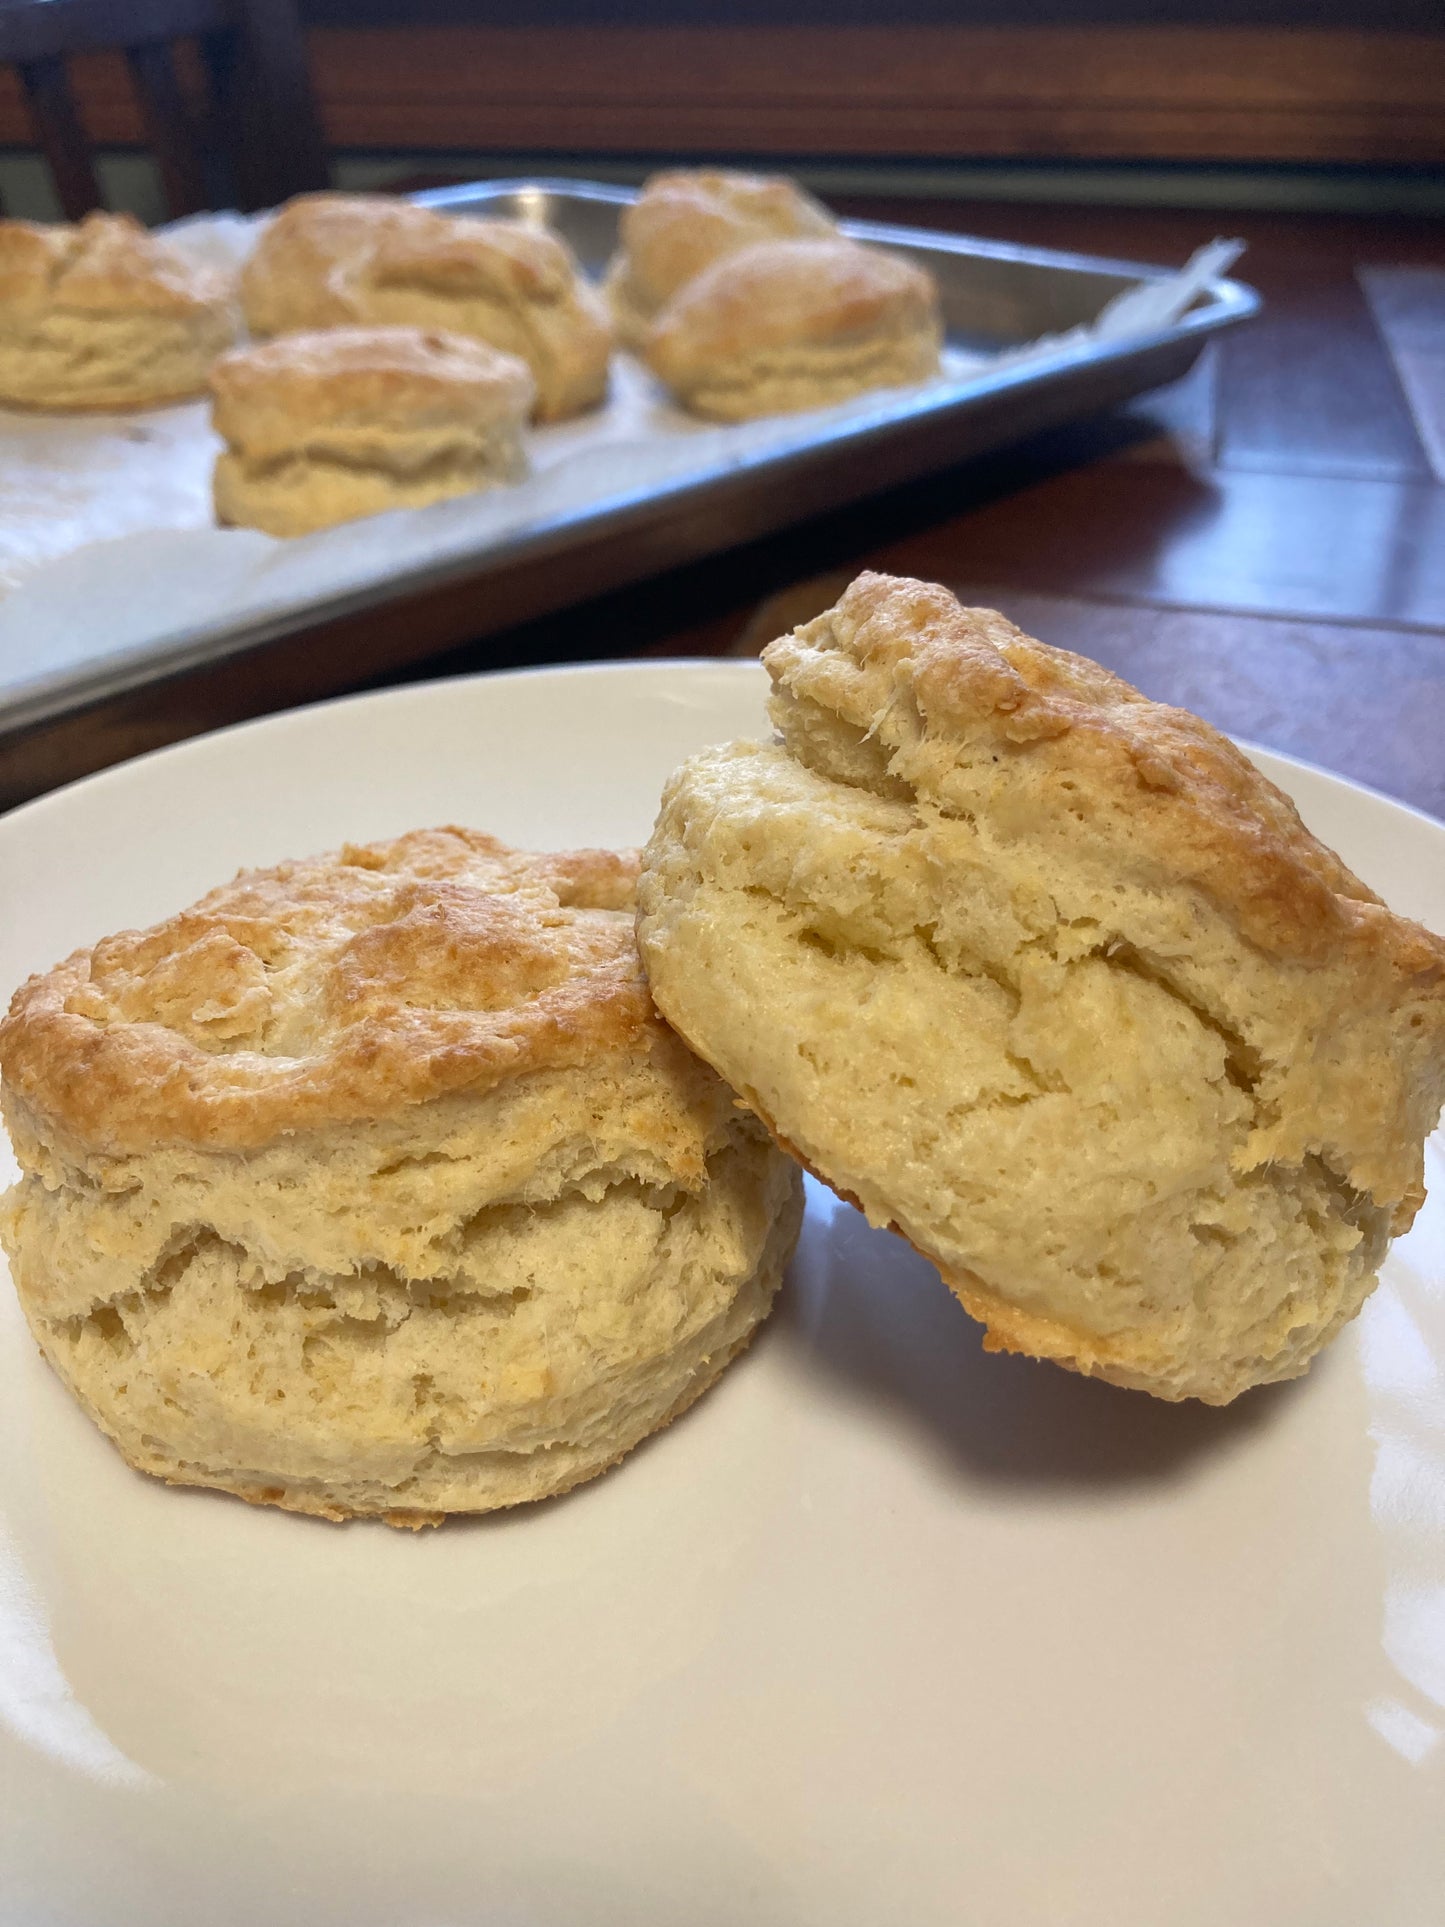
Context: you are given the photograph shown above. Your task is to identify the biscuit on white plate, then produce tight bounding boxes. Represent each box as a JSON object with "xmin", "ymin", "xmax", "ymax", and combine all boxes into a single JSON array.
[
  {"xmin": 0, "ymin": 829, "xmax": 803, "ymax": 1526},
  {"xmin": 603, "ymin": 168, "xmax": 837, "ymax": 349},
  {"xmin": 637, "ymin": 572, "xmax": 1445, "ymax": 1404},
  {"xmin": 642, "ymin": 238, "xmax": 942, "ymax": 421},
  {"xmin": 241, "ymin": 194, "xmax": 611, "ymax": 422},
  {"xmin": 0, "ymin": 210, "xmax": 236, "ymax": 410},
  {"xmin": 210, "ymin": 325, "xmax": 534, "ymax": 536}
]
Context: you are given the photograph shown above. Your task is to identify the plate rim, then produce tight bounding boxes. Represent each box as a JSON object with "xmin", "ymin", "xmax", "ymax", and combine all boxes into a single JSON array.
[{"xmin": 2, "ymin": 653, "xmax": 1442, "ymax": 853}]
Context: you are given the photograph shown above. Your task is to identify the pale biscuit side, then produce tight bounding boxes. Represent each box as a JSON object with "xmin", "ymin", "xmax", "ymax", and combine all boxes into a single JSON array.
[{"xmin": 208, "ymin": 327, "xmax": 534, "ymax": 535}]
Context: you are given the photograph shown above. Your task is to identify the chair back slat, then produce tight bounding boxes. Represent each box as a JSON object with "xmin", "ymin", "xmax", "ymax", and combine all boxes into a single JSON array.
[
  {"xmin": 16, "ymin": 53, "xmax": 103, "ymax": 219},
  {"xmin": 125, "ymin": 40, "xmax": 208, "ymax": 218},
  {"xmin": 195, "ymin": 26, "xmax": 241, "ymax": 212},
  {"xmin": 230, "ymin": 0, "xmax": 328, "ymax": 211},
  {"xmin": 0, "ymin": 0, "xmax": 328, "ymax": 219}
]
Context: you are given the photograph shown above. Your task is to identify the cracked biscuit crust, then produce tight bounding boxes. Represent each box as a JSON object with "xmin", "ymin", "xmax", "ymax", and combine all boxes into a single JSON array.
[
  {"xmin": 0, "ymin": 827, "xmax": 805, "ymax": 1520},
  {"xmin": 1, "ymin": 826, "xmax": 634, "ymax": 1153},
  {"xmin": 636, "ymin": 572, "xmax": 1445, "ymax": 1402},
  {"xmin": 354, "ymin": 210, "xmax": 612, "ymax": 423},
  {"xmin": 239, "ymin": 193, "xmax": 414, "ymax": 336}
]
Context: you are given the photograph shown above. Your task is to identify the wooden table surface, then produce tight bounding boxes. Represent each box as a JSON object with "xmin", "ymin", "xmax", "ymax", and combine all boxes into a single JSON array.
[{"xmin": 5, "ymin": 197, "xmax": 1444, "ymax": 820}]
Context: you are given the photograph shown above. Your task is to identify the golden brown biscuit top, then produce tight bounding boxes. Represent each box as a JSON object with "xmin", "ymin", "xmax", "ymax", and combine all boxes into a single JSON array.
[
  {"xmin": 241, "ymin": 196, "xmax": 594, "ymax": 326},
  {"xmin": 764, "ymin": 571, "xmax": 1445, "ymax": 982},
  {"xmin": 238, "ymin": 192, "xmax": 412, "ymax": 321},
  {"xmin": 209, "ymin": 326, "xmax": 536, "ymax": 458},
  {"xmin": 0, "ymin": 211, "xmax": 230, "ymax": 317},
  {"xmin": 0, "ymin": 829, "xmax": 653, "ymax": 1153},
  {"xmin": 367, "ymin": 209, "xmax": 586, "ymax": 306},
  {"xmin": 620, "ymin": 170, "xmax": 836, "ymax": 312},
  {"xmin": 250, "ymin": 191, "xmax": 408, "ymax": 260},
  {"xmin": 645, "ymin": 239, "xmax": 939, "ymax": 372}
]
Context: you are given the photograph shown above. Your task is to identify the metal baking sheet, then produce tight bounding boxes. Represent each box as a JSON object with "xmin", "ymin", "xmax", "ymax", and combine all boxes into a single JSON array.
[{"xmin": 0, "ymin": 179, "xmax": 1258, "ymax": 762}]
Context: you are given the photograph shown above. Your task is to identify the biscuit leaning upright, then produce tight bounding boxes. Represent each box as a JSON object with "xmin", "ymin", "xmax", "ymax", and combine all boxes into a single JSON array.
[
  {"xmin": 637, "ymin": 572, "xmax": 1445, "ymax": 1403},
  {"xmin": 0, "ymin": 830, "xmax": 802, "ymax": 1524}
]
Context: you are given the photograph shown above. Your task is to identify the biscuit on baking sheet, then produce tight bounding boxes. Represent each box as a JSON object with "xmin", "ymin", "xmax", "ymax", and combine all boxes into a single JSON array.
[
  {"xmin": 0, "ymin": 830, "xmax": 804, "ymax": 1526},
  {"xmin": 210, "ymin": 325, "xmax": 535, "ymax": 537},
  {"xmin": 0, "ymin": 211, "xmax": 236, "ymax": 410},
  {"xmin": 642, "ymin": 238, "xmax": 943, "ymax": 421},
  {"xmin": 354, "ymin": 209, "xmax": 612, "ymax": 423},
  {"xmin": 603, "ymin": 169, "xmax": 837, "ymax": 349},
  {"xmin": 238, "ymin": 191, "xmax": 413, "ymax": 337},
  {"xmin": 241, "ymin": 194, "xmax": 611, "ymax": 422},
  {"xmin": 637, "ymin": 571, "xmax": 1445, "ymax": 1404}
]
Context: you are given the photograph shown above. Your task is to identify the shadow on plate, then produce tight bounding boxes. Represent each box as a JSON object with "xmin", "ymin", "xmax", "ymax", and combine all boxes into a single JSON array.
[{"xmin": 783, "ymin": 1185, "xmax": 1303, "ymax": 1491}]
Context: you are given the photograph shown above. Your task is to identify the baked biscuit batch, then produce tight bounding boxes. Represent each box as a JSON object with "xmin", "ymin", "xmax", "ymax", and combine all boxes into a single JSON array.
[
  {"xmin": 2, "ymin": 576, "xmax": 1443, "ymax": 1530},
  {"xmin": 1, "ymin": 172, "xmax": 948, "ymax": 533}
]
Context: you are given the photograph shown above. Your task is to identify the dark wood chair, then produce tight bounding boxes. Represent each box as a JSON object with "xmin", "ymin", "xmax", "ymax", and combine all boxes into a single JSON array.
[{"xmin": 0, "ymin": 0, "xmax": 330, "ymax": 220}]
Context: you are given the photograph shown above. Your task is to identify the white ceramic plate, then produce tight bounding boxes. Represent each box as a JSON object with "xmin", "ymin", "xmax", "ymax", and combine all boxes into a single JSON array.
[{"xmin": 1, "ymin": 661, "xmax": 1441, "ymax": 1927}]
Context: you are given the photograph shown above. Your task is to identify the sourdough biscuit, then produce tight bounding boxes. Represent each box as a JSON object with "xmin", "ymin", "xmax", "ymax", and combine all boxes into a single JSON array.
[
  {"xmin": 643, "ymin": 238, "xmax": 942, "ymax": 421},
  {"xmin": 0, "ymin": 829, "xmax": 803, "ymax": 1524},
  {"xmin": 0, "ymin": 211, "xmax": 236, "ymax": 410},
  {"xmin": 604, "ymin": 169, "xmax": 837, "ymax": 349},
  {"xmin": 637, "ymin": 572, "xmax": 1445, "ymax": 1403},
  {"xmin": 241, "ymin": 194, "xmax": 610, "ymax": 421},
  {"xmin": 210, "ymin": 325, "xmax": 534, "ymax": 536}
]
